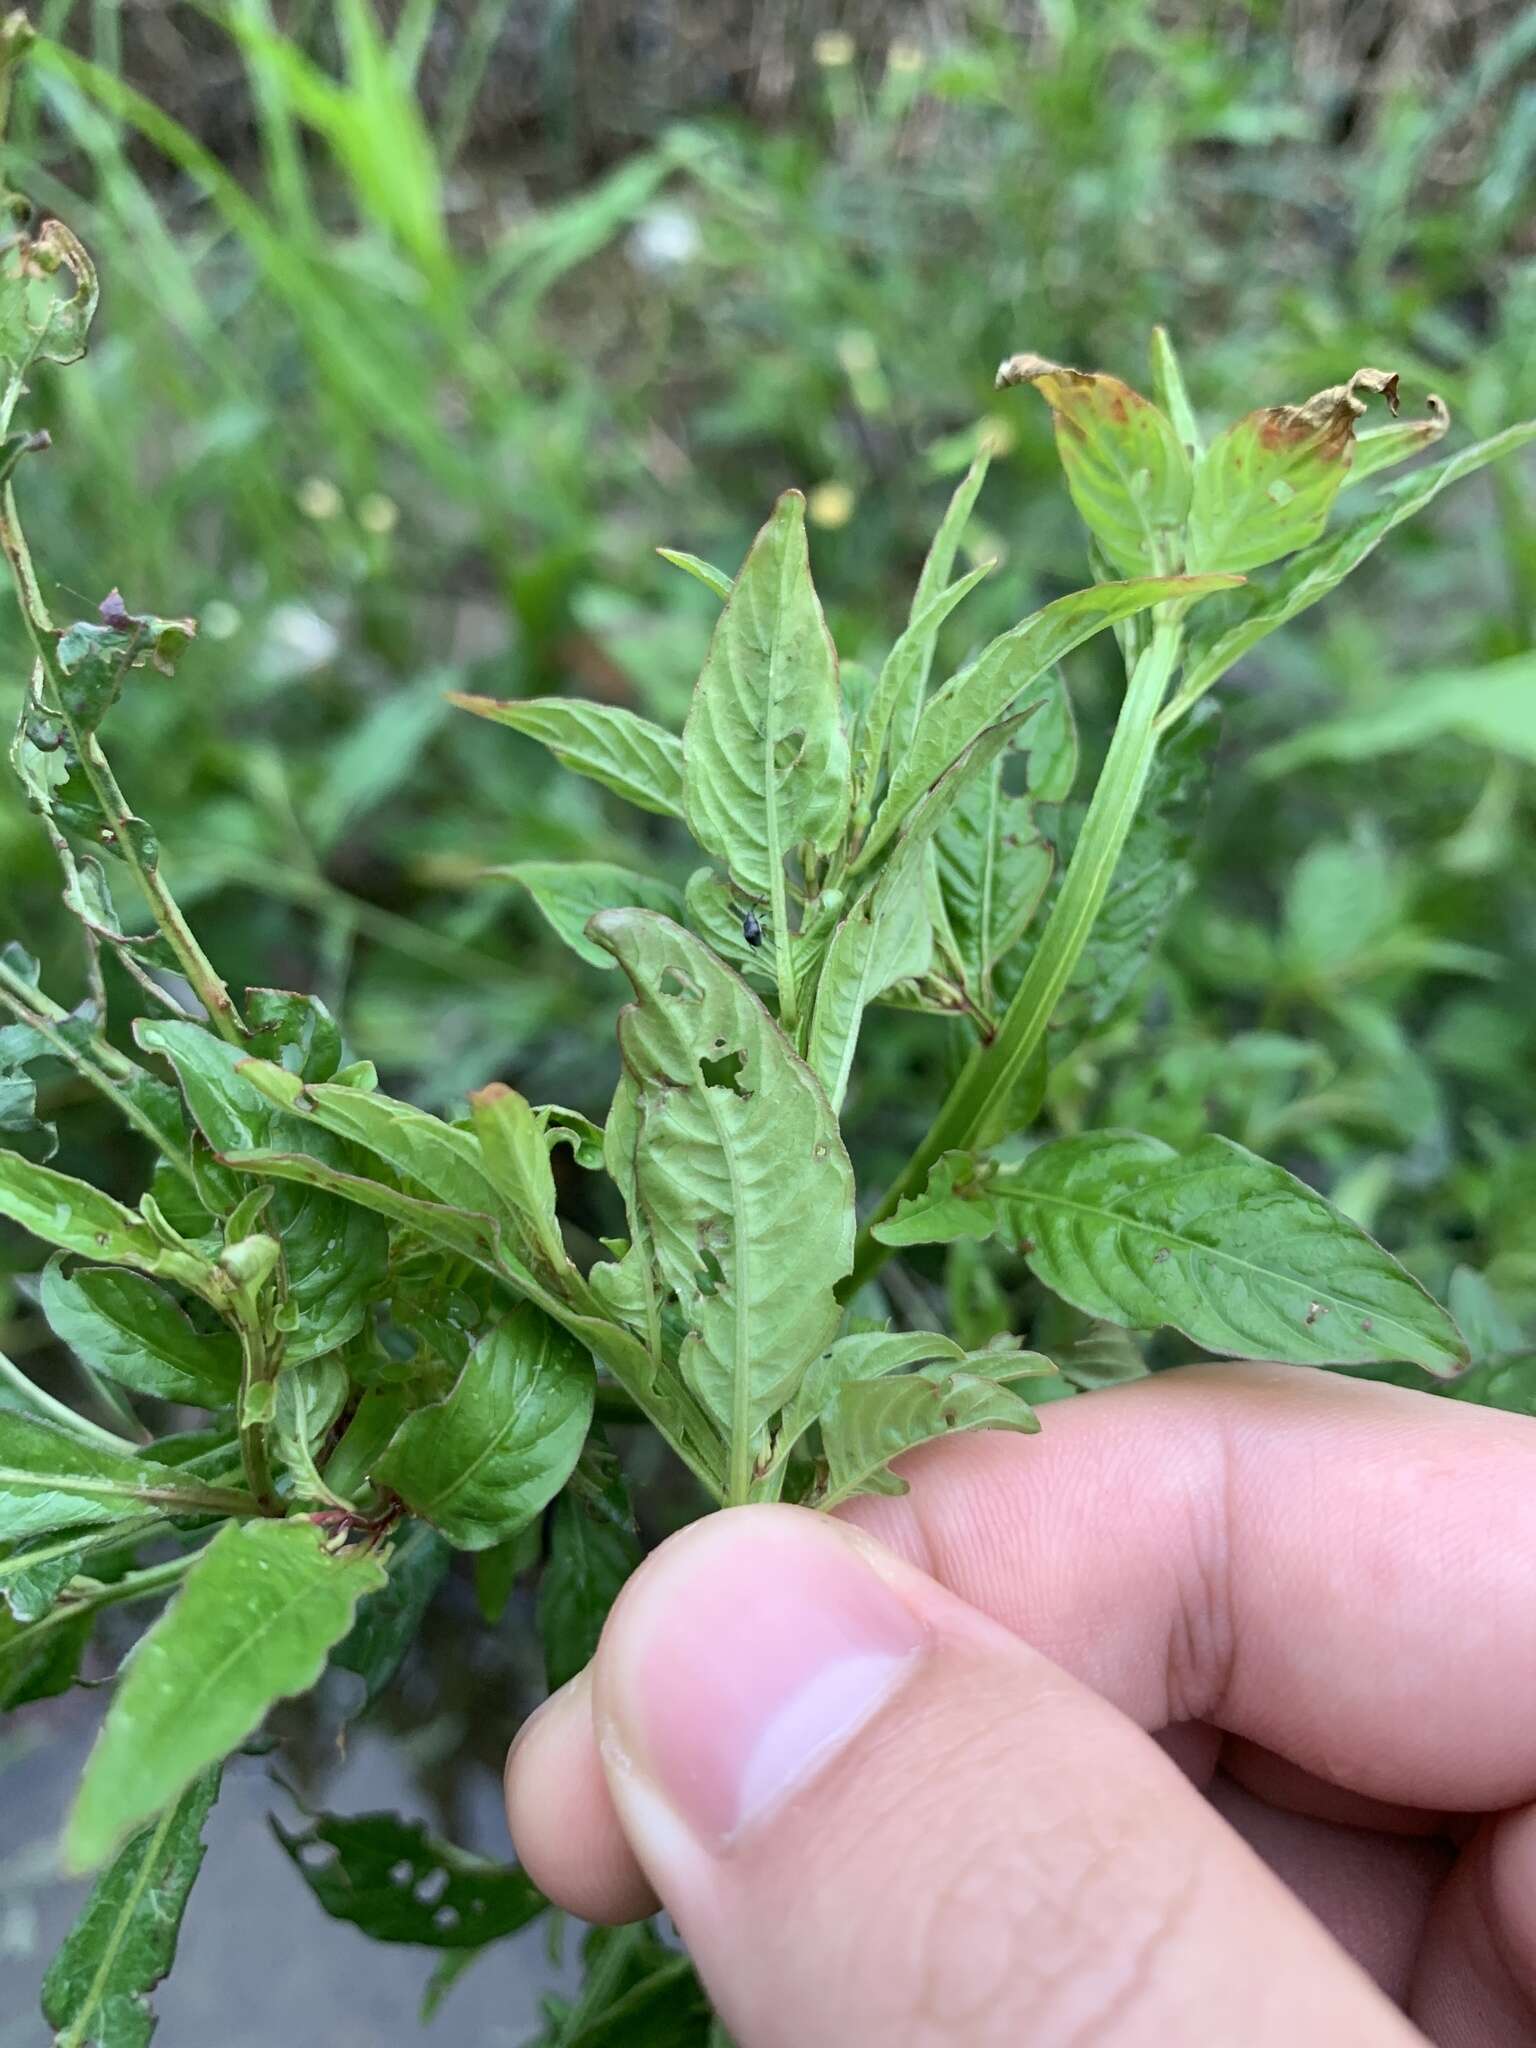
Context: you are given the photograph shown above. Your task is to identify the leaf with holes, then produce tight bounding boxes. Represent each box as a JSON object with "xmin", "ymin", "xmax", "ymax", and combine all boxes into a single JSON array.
[
  {"xmin": 996, "ymin": 353, "xmax": 1192, "ymax": 574},
  {"xmin": 449, "ymin": 694, "xmax": 684, "ymax": 818},
  {"xmin": 41, "ymin": 1767, "xmax": 219, "ymax": 2048},
  {"xmin": 682, "ymin": 491, "xmax": 848, "ymax": 896},
  {"xmin": 819, "ymin": 1369, "xmax": 1041, "ymax": 1508},
  {"xmin": 273, "ymin": 1808, "xmax": 546, "ymax": 1949},
  {"xmin": 1002, "ymin": 1131, "xmax": 1469, "ymax": 1375},
  {"xmin": 374, "ymin": 1307, "xmax": 593, "ymax": 1551},
  {"xmin": 589, "ymin": 910, "xmax": 855, "ymax": 1470},
  {"xmin": 65, "ymin": 1519, "xmax": 386, "ymax": 1873}
]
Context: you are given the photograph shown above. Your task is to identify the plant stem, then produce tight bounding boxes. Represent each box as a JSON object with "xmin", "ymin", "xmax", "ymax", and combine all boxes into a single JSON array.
[
  {"xmin": 0, "ymin": 1346, "xmax": 135, "ymax": 1449},
  {"xmin": 0, "ymin": 477, "xmax": 245, "ymax": 1043},
  {"xmin": 848, "ymin": 616, "xmax": 1184, "ymax": 1292},
  {"xmin": 0, "ymin": 955, "xmax": 199, "ymax": 1183},
  {"xmin": 234, "ymin": 1318, "xmax": 281, "ymax": 1516}
]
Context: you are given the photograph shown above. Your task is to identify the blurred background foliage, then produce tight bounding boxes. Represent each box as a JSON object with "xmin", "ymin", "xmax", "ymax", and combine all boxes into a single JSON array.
[{"xmin": 3, "ymin": 2, "xmax": 1535, "ymax": 2032}]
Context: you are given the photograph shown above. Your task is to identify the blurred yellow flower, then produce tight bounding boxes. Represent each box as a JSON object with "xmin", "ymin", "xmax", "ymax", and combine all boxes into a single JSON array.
[
  {"xmin": 807, "ymin": 481, "xmax": 856, "ymax": 528},
  {"xmin": 813, "ymin": 31, "xmax": 855, "ymax": 69},
  {"xmin": 886, "ymin": 39, "xmax": 924, "ymax": 75},
  {"xmin": 296, "ymin": 476, "xmax": 342, "ymax": 522},
  {"xmin": 358, "ymin": 492, "xmax": 400, "ymax": 536}
]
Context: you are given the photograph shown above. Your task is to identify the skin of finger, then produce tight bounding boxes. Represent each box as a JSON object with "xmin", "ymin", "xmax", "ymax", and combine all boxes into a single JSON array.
[
  {"xmin": 1206, "ymin": 1771, "xmax": 1452, "ymax": 2004},
  {"xmin": 1221, "ymin": 1735, "xmax": 1447, "ymax": 1837},
  {"xmin": 505, "ymin": 1668, "xmax": 659, "ymax": 1924},
  {"xmin": 588, "ymin": 1506, "xmax": 1422, "ymax": 2048},
  {"xmin": 1408, "ymin": 1804, "xmax": 1536, "ymax": 2046},
  {"xmin": 845, "ymin": 1363, "xmax": 1536, "ymax": 1812}
]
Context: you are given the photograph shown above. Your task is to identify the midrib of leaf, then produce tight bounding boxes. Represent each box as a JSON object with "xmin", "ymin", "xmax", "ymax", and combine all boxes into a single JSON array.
[
  {"xmin": 0, "ymin": 1466, "xmax": 240, "ymax": 1514},
  {"xmin": 1012, "ymin": 1181, "xmax": 1433, "ymax": 1355},
  {"xmin": 698, "ymin": 1064, "xmax": 754, "ymax": 1508},
  {"xmin": 762, "ymin": 534, "xmax": 798, "ymax": 1033},
  {"xmin": 412, "ymin": 1362, "xmax": 542, "ymax": 1514},
  {"xmin": 978, "ymin": 766, "xmax": 1000, "ymax": 1001},
  {"xmin": 56, "ymin": 1795, "xmax": 180, "ymax": 2048}
]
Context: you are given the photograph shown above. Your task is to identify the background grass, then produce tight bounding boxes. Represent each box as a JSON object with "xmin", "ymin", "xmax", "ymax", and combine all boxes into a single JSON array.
[{"xmin": 2, "ymin": 3, "xmax": 1534, "ymax": 2032}]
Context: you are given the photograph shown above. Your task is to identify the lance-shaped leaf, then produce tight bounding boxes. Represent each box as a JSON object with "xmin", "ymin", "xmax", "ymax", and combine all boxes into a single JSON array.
[
  {"xmin": 373, "ymin": 1306, "xmax": 593, "ymax": 1551},
  {"xmin": 0, "ymin": 1152, "xmax": 179, "ymax": 1274},
  {"xmin": 41, "ymin": 1767, "xmax": 220, "ymax": 2048},
  {"xmin": 855, "ymin": 559, "xmax": 994, "ymax": 811},
  {"xmin": 820, "ymin": 1369, "xmax": 1041, "ymax": 1509},
  {"xmin": 996, "ymin": 352, "xmax": 1192, "ymax": 574},
  {"xmin": 864, "ymin": 574, "xmax": 1237, "ymax": 865},
  {"xmin": 273, "ymin": 1808, "xmax": 547, "ymax": 1950},
  {"xmin": 1001, "ymin": 1131, "xmax": 1469, "ymax": 1375},
  {"xmin": 1024, "ymin": 667, "xmax": 1079, "ymax": 802},
  {"xmin": 448, "ymin": 694, "xmax": 684, "ymax": 818},
  {"xmin": 41, "ymin": 1260, "xmax": 241, "ymax": 1407},
  {"xmin": 682, "ymin": 491, "xmax": 849, "ymax": 895},
  {"xmin": 809, "ymin": 715, "xmax": 1028, "ymax": 1111},
  {"xmin": 1186, "ymin": 366, "xmax": 1401, "ymax": 573},
  {"xmin": 490, "ymin": 861, "xmax": 683, "ymax": 969},
  {"xmin": 468, "ymin": 1083, "xmax": 568, "ymax": 1272},
  {"xmin": 1175, "ymin": 422, "xmax": 1536, "ymax": 710},
  {"xmin": 657, "ymin": 547, "xmax": 732, "ymax": 601},
  {"xmin": 66, "ymin": 1519, "xmax": 387, "ymax": 1872},
  {"xmin": 589, "ymin": 910, "xmax": 855, "ymax": 1445},
  {"xmin": 0, "ymin": 1413, "xmax": 193, "ymax": 1543},
  {"xmin": 934, "ymin": 733, "xmax": 1053, "ymax": 1008},
  {"xmin": 871, "ymin": 1150, "xmax": 1002, "ymax": 1248},
  {"xmin": 538, "ymin": 1432, "xmax": 640, "ymax": 1693}
]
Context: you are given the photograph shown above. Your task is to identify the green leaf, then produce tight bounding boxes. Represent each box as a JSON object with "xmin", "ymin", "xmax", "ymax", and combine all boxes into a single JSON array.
[
  {"xmin": 0, "ymin": 218, "xmax": 99, "ymax": 379},
  {"xmin": 890, "ymin": 450, "xmax": 995, "ymax": 756},
  {"xmin": 1072, "ymin": 698, "xmax": 1218, "ymax": 1021},
  {"xmin": 0, "ymin": 1414, "xmax": 191, "ymax": 1543},
  {"xmin": 448, "ymin": 694, "xmax": 684, "ymax": 818},
  {"xmin": 656, "ymin": 547, "xmax": 733, "ymax": 601},
  {"xmin": 1002, "ymin": 1131, "xmax": 1469, "ymax": 1376},
  {"xmin": 820, "ymin": 1369, "xmax": 1040, "ymax": 1508},
  {"xmin": 332, "ymin": 1522, "xmax": 452, "ymax": 1711},
  {"xmin": 1023, "ymin": 667, "xmax": 1079, "ymax": 803},
  {"xmin": 589, "ymin": 911, "xmax": 855, "ymax": 1461},
  {"xmin": 1148, "ymin": 326, "xmax": 1202, "ymax": 460},
  {"xmin": 682, "ymin": 866, "xmax": 778, "ymax": 985},
  {"xmin": 491, "ymin": 861, "xmax": 683, "ymax": 970},
  {"xmin": 65, "ymin": 1519, "xmax": 387, "ymax": 1873},
  {"xmin": 272, "ymin": 1808, "xmax": 546, "ymax": 1949},
  {"xmin": 1255, "ymin": 651, "xmax": 1536, "ymax": 776},
  {"xmin": 681, "ymin": 491, "xmax": 849, "ymax": 896},
  {"xmin": 0, "ymin": 1153, "xmax": 171, "ymax": 1272},
  {"xmin": 775, "ymin": 1329, "xmax": 966, "ymax": 1465},
  {"xmin": 855, "ymin": 559, "xmax": 993, "ymax": 810},
  {"xmin": 468, "ymin": 1083, "xmax": 568, "ymax": 1272},
  {"xmin": 996, "ymin": 352, "xmax": 1192, "ymax": 574},
  {"xmin": 41, "ymin": 1261, "xmax": 240, "ymax": 1407},
  {"xmin": 244, "ymin": 988, "xmax": 343, "ymax": 1081},
  {"xmin": 864, "ymin": 574, "xmax": 1237, "ymax": 865},
  {"xmin": 1, "ymin": 1598, "xmax": 92, "ymax": 1710},
  {"xmin": 41, "ymin": 1767, "xmax": 219, "ymax": 2048},
  {"xmin": 871, "ymin": 1151, "xmax": 1001, "ymax": 1247},
  {"xmin": 933, "ymin": 733, "xmax": 1053, "ymax": 1008},
  {"xmin": 538, "ymin": 1431, "xmax": 640, "ymax": 1693},
  {"xmin": 374, "ymin": 1306, "xmax": 593, "ymax": 1551},
  {"xmin": 2, "ymin": 1537, "xmax": 85, "ymax": 1623},
  {"xmin": 1176, "ymin": 422, "xmax": 1536, "ymax": 707},
  {"xmin": 1342, "ymin": 394, "xmax": 1449, "ymax": 489}
]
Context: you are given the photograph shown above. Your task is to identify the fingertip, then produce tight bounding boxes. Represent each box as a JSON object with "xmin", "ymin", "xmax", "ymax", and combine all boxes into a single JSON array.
[{"xmin": 505, "ymin": 1667, "xmax": 659, "ymax": 1925}]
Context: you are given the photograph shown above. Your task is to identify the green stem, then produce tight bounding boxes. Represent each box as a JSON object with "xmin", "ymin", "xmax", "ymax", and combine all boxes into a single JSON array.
[
  {"xmin": 0, "ymin": 478, "xmax": 245, "ymax": 1043},
  {"xmin": 233, "ymin": 1317, "xmax": 281, "ymax": 1516},
  {"xmin": 848, "ymin": 617, "xmax": 1184, "ymax": 1292},
  {"xmin": 0, "ymin": 1346, "xmax": 133, "ymax": 1449},
  {"xmin": 0, "ymin": 956, "xmax": 198, "ymax": 1184}
]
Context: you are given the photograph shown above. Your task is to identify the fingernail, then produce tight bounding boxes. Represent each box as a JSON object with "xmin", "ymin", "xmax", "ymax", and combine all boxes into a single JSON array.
[{"xmin": 598, "ymin": 1509, "xmax": 927, "ymax": 1851}]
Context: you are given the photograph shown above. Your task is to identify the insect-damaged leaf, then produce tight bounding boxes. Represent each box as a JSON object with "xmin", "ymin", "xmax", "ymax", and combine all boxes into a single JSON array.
[
  {"xmin": 1175, "ymin": 421, "xmax": 1536, "ymax": 710},
  {"xmin": 1186, "ymin": 367, "xmax": 1401, "ymax": 574},
  {"xmin": 589, "ymin": 910, "xmax": 855, "ymax": 1450},
  {"xmin": 374, "ymin": 1306, "xmax": 593, "ymax": 1551},
  {"xmin": 66, "ymin": 1519, "xmax": 386, "ymax": 1873},
  {"xmin": 490, "ymin": 861, "xmax": 683, "ymax": 969},
  {"xmin": 1002, "ymin": 1131, "xmax": 1469, "ymax": 1376},
  {"xmin": 996, "ymin": 352, "xmax": 1192, "ymax": 575},
  {"xmin": 272, "ymin": 1807, "xmax": 546, "ymax": 1949},
  {"xmin": 682, "ymin": 491, "xmax": 849, "ymax": 896},
  {"xmin": 871, "ymin": 1150, "xmax": 1001, "ymax": 1248},
  {"xmin": 41, "ymin": 1766, "xmax": 220, "ymax": 2048},
  {"xmin": 449, "ymin": 694, "xmax": 684, "ymax": 819},
  {"xmin": 864, "ymin": 573, "xmax": 1237, "ymax": 866},
  {"xmin": 41, "ymin": 1259, "xmax": 241, "ymax": 1407},
  {"xmin": 819, "ymin": 1369, "xmax": 1040, "ymax": 1509}
]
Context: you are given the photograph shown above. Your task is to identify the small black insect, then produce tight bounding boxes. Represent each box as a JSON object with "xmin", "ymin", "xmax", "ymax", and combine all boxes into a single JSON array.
[{"xmin": 741, "ymin": 910, "xmax": 763, "ymax": 948}]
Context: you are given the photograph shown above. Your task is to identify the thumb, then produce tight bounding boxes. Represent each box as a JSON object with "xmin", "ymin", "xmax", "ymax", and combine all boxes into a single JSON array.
[{"xmin": 572, "ymin": 1505, "xmax": 1419, "ymax": 2048}]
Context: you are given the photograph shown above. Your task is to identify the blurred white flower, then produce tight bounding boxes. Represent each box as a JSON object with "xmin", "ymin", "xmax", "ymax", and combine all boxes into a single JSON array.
[
  {"xmin": 296, "ymin": 475, "xmax": 343, "ymax": 521},
  {"xmin": 629, "ymin": 205, "xmax": 701, "ymax": 275}
]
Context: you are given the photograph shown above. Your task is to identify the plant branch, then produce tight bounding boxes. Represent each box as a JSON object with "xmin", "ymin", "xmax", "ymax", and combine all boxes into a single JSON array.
[
  {"xmin": 0, "ymin": 1345, "xmax": 135, "ymax": 1449},
  {"xmin": 848, "ymin": 616, "xmax": 1185, "ymax": 1292}
]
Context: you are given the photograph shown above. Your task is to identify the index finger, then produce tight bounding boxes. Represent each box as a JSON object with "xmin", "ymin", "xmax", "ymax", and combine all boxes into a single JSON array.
[{"xmin": 845, "ymin": 1363, "xmax": 1536, "ymax": 1813}]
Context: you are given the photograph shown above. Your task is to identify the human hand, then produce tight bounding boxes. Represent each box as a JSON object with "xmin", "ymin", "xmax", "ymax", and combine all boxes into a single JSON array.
[{"xmin": 505, "ymin": 1364, "xmax": 1536, "ymax": 2045}]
